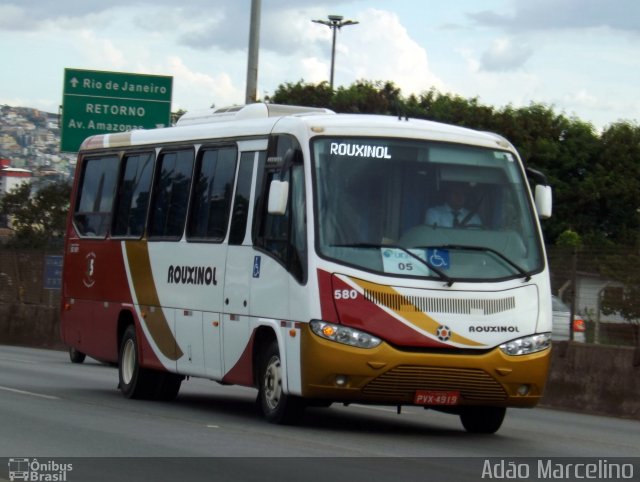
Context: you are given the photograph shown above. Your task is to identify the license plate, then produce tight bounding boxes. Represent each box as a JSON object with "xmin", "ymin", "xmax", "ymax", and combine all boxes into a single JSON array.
[{"xmin": 414, "ymin": 390, "xmax": 460, "ymax": 406}]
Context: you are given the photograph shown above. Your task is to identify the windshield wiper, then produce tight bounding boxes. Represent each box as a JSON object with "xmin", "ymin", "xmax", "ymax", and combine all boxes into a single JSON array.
[
  {"xmin": 330, "ymin": 243, "xmax": 455, "ymax": 286},
  {"xmin": 416, "ymin": 244, "xmax": 532, "ymax": 282}
]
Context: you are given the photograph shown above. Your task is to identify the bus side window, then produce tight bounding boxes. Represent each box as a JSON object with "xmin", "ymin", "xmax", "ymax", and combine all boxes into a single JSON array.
[
  {"xmin": 74, "ymin": 155, "xmax": 119, "ymax": 237},
  {"xmin": 187, "ymin": 146, "xmax": 238, "ymax": 241},
  {"xmin": 148, "ymin": 149, "xmax": 194, "ymax": 239},
  {"xmin": 112, "ymin": 152, "xmax": 154, "ymax": 238},
  {"xmin": 229, "ymin": 151, "xmax": 261, "ymax": 245}
]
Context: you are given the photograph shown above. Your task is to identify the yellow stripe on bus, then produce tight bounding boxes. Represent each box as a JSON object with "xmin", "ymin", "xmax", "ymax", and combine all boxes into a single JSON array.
[
  {"xmin": 125, "ymin": 241, "xmax": 183, "ymax": 361},
  {"xmin": 351, "ymin": 278, "xmax": 485, "ymax": 347}
]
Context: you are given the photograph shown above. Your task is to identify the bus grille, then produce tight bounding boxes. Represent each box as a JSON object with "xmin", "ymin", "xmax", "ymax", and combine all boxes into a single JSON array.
[
  {"xmin": 362, "ymin": 366, "xmax": 507, "ymax": 402},
  {"xmin": 363, "ymin": 290, "xmax": 515, "ymax": 315}
]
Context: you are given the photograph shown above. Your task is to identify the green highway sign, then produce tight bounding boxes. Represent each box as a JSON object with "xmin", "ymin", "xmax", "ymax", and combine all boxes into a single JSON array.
[{"xmin": 61, "ymin": 68, "xmax": 173, "ymax": 152}]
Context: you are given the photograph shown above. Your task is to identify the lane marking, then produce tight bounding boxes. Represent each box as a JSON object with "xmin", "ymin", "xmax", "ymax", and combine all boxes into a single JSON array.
[{"xmin": 0, "ymin": 385, "xmax": 60, "ymax": 400}]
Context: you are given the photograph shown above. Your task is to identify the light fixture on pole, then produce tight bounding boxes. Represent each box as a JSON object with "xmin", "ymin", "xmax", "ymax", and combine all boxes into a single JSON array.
[{"xmin": 311, "ymin": 14, "xmax": 359, "ymax": 90}]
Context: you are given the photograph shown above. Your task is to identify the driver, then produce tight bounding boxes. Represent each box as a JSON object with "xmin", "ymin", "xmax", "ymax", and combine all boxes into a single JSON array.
[{"xmin": 425, "ymin": 183, "xmax": 481, "ymax": 228}]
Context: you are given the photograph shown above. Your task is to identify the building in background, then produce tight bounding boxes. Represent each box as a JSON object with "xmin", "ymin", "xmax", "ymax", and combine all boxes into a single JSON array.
[{"xmin": 0, "ymin": 167, "xmax": 32, "ymax": 196}]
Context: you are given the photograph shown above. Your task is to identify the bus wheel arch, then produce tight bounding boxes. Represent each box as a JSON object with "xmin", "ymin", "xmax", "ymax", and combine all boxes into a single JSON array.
[
  {"xmin": 116, "ymin": 310, "xmax": 183, "ymax": 401},
  {"xmin": 116, "ymin": 309, "xmax": 135, "ymax": 356},
  {"xmin": 254, "ymin": 331, "xmax": 305, "ymax": 424},
  {"xmin": 252, "ymin": 326, "xmax": 277, "ymax": 388}
]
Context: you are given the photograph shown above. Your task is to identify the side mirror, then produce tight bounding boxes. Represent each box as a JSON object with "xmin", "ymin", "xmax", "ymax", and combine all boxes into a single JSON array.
[
  {"xmin": 534, "ymin": 184, "xmax": 552, "ymax": 219},
  {"xmin": 267, "ymin": 180, "xmax": 289, "ymax": 215}
]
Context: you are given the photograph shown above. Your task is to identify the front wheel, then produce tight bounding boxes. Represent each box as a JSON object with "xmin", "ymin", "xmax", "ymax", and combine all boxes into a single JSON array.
[
  {"xmin": 257, "ymin": 340, "xmax": 305, "ymax": 424},
  {"xmin": 459, "ymin": 406, "xmax": 506, "ymax": 434}
]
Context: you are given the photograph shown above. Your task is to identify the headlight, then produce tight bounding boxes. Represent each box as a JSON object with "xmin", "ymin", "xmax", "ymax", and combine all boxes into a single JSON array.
[
  {"xmin": 499, "ymin": 333, "xmax": 551, "ymax": 356},
  {"xmin": 310, "ymin": 320, "xmax": 382, "ymax": 349}
]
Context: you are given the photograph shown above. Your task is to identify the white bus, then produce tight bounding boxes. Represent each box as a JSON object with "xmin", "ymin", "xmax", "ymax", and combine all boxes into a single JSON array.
[{"xmin": 60, "ymin": 103, "xmax": 553, "ymax": 433}]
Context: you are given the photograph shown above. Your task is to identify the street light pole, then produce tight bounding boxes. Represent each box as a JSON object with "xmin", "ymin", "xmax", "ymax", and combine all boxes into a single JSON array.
[
  {"xmin": 311, "ymin": 14, "xmax": 359, "ymax": 90},
  {"xmin": 245, "ymin": 0, "xmax": 261, "ymax": 104}
]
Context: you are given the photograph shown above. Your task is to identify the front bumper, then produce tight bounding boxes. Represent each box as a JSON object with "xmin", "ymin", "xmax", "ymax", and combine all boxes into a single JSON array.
[{"xmin": 300, "ymin": 323, "xmax": 550, "ymax": 407}]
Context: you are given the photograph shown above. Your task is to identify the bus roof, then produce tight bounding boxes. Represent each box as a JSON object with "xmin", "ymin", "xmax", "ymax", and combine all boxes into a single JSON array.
[{"xmin": 78, "ymin": 103, "xmax": 514, "ymax": 152}]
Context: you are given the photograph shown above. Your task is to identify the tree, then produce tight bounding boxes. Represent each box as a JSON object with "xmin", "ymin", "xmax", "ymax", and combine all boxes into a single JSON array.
[
  {"xmin": 0, "ymin": 180, "xmax": 71, "ymax": 248},
  {"xmin": 269, "ymin": 80, "xmax": 334, "ymax": 108},
  {"xmin": 332, "ymin": 80, "xmax": 402, "ymax": 115},
  {"xmin": 587, "ymin": 122, "xmax": 640, "ymax": 246}
]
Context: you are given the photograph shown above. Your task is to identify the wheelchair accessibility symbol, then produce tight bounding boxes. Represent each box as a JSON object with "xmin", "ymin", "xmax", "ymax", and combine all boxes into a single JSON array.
[
  {"xmin": 427, "ymin": 249, "xmax": 450, "ymax": 270},
  {"xmin": 252, "ymin": 255, "xmax": 261, "ymax": 278}
]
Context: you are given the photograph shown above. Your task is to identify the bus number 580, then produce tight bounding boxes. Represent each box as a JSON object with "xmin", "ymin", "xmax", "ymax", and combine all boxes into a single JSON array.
[{"xmin": 334, "ymin": 289, "xmax": 358, "ymax": 300}]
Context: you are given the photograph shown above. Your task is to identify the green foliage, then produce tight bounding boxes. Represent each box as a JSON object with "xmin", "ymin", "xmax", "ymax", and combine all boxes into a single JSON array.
[
  {"xmin": 332, "ymin": 80, "xmax": 402, "ymax": 115},
  {"xmin": 589, "ymin": 122, "xmax": 640, "ymax": 245},
  {"xmin": 0, "ymin": 180, "xmax": 71, "ymax": 248},
  {"xmin": 556, "ymin": 229, "xmax": 582, "ymax": 248},
  {"xmin": 270, "ymin": 80, "xmax": 334, "ymax": 108}
]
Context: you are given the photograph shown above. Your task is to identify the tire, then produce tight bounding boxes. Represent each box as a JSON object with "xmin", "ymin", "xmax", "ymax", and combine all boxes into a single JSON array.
[
  {"xmin": 257, "ymin": 340, "xmax": 305, "ymax": 424},
  {"xmin": 118, "ymin": 325, "xmax": 156, "ymax": 400},
  {"xmin": 460, "ymin": 406, "xmax": 506, "ymax": 434},
  {"xmin": 153, "ymin": 373, "xmax": 183, "ymax": 401},
  {"xmin": 69, "ymin": 347, "xmax": 86, "ymax": 364}
]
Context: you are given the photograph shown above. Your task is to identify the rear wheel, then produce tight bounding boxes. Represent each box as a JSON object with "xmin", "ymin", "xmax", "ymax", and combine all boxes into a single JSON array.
[
  {"xmin": 69, "ymin": 347, "xmax": 86, "ymax": 364},
  {"xmin": 257, "ymin": 340, "xmax": 305, "ymax": 424},
  {"xmin": 459, "ymin": 406, "xmax": 506, "ymax": 434},
  {"xmin": 118, "ymin": 325, "xmax": 156, "ymax": 399}
]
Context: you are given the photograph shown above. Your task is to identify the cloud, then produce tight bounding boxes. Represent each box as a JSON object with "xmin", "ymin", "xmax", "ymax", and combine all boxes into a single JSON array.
[
  {"xmin": 239, "ymin": 7, "xmax": 445, "ymax": 98},
  {"xmin": 0, "ymin": 0, "xmax": 351, "ymax": 53},
  {"xmin": 480, "ymin": 37, "xmax": 532, "ymax": 72},
  {"xmin": 164, "ymin": 56, "xmax": 244, "ymax": 110},
  {"xmin": 0, "ymin": 0, "xmax": 126, "ymax": 29},
  {"xmin": 0, "ymin": 4, "xmax": 28, "ymax": 29},
  {"xmin": 77, "ymin": 30, "xmax": 127, "ymax": 69},
  {"xmin": 328, "ymin": 9, "xmax": 445, "ymax": 94},
  {"xmin": 470, "ymin": 0, "xmax": 640, "ymax": 33}
]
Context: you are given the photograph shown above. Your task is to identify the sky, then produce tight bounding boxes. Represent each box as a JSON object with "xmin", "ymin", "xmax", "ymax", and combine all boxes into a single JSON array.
[{"xmin": 1, "ymin": 0, "xmax": 639, "ymax": 130}]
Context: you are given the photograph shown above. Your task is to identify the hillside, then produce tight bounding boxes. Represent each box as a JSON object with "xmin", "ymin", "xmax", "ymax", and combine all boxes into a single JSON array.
[{"xmin": 0, "ymin": 105, "xmax": 75, "ymax": 177}]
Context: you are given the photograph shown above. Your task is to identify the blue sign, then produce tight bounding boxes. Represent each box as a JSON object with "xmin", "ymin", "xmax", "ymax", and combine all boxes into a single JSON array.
[
  {"xmin": 43, "ymin": 255, "xmax": 63, "ymax": 290},
  {"xmin": 426, "ymin": 249, "xmax": 450, "ymax": 270},
  {"xmin": 252, "ymin": 256, "xmax": 261, "ymax": 278}
]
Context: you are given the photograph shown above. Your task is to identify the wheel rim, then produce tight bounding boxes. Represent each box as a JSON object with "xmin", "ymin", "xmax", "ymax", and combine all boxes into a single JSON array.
[
  {"xmin": 122, "ymin": 338, "xmax": 136, "ymax": 385},
  {"xmin": 263, "ymin": 355, "xmax": 282, "ymax": 411}
]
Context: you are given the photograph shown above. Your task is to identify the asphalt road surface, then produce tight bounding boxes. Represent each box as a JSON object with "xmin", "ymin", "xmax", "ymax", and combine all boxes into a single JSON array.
[{"xmin": 1, "ymin": 345, "xmax": 638, "ymax": 482}]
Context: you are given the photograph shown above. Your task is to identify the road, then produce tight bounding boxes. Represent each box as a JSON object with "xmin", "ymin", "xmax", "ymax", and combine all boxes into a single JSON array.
[{"xmin": 0, "ymin": 345, "xmax": 638, "ymax": 481}]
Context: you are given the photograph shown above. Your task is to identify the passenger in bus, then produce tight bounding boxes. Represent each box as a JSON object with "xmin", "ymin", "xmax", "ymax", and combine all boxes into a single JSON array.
[{"xmin": 425, "ymin": 183, "xmax": 481, "ymax": 228}]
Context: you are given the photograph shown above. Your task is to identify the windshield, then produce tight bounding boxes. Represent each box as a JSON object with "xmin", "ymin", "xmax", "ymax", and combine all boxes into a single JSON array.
[{"xmin": 312, "ymin": 137, "xmax": 544, "ymax": 281}]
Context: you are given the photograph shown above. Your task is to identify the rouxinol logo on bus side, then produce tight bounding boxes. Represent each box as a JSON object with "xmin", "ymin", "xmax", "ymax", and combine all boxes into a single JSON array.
[{"xmin": 167, "ymin": 265, "xmax": 218, "ymax": 286}]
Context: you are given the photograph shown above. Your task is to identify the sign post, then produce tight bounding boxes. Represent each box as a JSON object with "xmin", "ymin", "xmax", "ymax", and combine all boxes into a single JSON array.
[{"xmin": 60, "ymin": 68, "xmax": 172, "ymax": 152}]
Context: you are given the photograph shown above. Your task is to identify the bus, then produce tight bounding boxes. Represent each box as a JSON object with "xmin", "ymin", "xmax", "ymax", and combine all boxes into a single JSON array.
[{"xmin": 60, "ymin": 103, "xmax": 553, "ymax": 434}]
